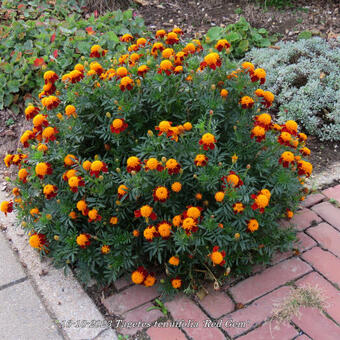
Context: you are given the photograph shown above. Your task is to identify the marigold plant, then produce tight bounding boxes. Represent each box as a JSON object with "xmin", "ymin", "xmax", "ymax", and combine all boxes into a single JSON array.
[{"xmin": 2, "ymin": 28, "xmax": 312, "ymax": 294}]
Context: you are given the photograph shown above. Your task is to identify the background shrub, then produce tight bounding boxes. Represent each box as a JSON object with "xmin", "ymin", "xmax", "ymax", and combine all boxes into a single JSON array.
[
  {"xmin": 0, "ymin": 4, "xmax": 145, "ymax": 112},
  {"xmin": 245, "ymin": 37, "xmax": 340, "ymax": 141},
  {"xmin": 2, "ymin": 31, "xmax": 312, "ymax": 294}
]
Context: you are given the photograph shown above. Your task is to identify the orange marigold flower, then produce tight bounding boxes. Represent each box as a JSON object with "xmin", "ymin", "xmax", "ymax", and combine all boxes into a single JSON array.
[
  {"xmin": 248, "ymin": 219, "xmax": 259, "ymax": 232},
  {"xmin": 65, "ymin": 105, "xmax": 77, "ymax": 118},
  {"xmin": 64, "ymin": 154, "xmax": 78, "ymax": 167},
  {"xmin": 278, "ymin": 131, "xmax": 292, "ymax": 146},
  {"xmin": 137, "ymin": 65, "xmax": 150, "ymax": 77},
  {"xmin": 169, "ymin": 256, "xmax": 179, "ymax": 266},
  {"xmin": 300, "ymin": 147, "xmax": 311, "ymax": 156},
  {"xmin": 233, "ymin": 202, "xmax": 244, "ymax": 214},
  {"xmin": 144, "ymin": 274, "xmax": 156, "ymax": 287},
  {"xmin": 42, "ymin": 81, "xmax": 56, "ymax": 95},
  {"xmin": 279, "ymin": 151, "xmax": 295, "ymax": 168},
  {"xmin": 88, "ymin": 208, "xmax": 101, "ymax": 222},
  {"xmin": 171, "ymin": 278, "xmax": 182, "ymax": 289},
  {"xmin": 43, "ymin": 70, "xmax": 58, "ymax": 84},
  {"xmin": 174, "ymin": 51, "xmax": 185, "ymax": 65},
  {"xmin": 136, "ymin": 37, "xmax": 147, "ymax": 47},
  {"xmin": 261, "ymin": 189, "xmax": 271, "ymax": 200},
  {"xmin": 101, "ymin": 245, "xmax": 110, "ymax": 254},
  {"xmin": 215, "ymin": 191, "xmax": 225, "ymax": 202},
  {"xmin": 251, "ymin": 68, "xmax": 266, "ymax": 84},
  {"xmin": 282, "ymin": 120, "xmax": 298, "ymax": 136},
  {"xmin": 68, "ymin": 176, "xmax": 85, "ymax": 193},
  {"xmin": 298, "ymin": 133, "xmax": 308, "ymax": 142},
  {"xmin": 41, "ymin": 95, "xmax": 60, "ymax": 110},
  {"xmin": 186, "ymin": 206, "xmax": 201, "ymax": 219},
  {"xmin": 29, "ymin": 233, "xmax": 47, "ymax": 250},
  {"xmin": 135, "ymin": 205, "xmax": 157, "ymax": 221},
  {"xmin": 183, "ymin": 122, "xmax": 192, "ymax": 131},
  {"xmin": 262, "ymin": 91, "xmax": 275, "ymax": 108},
  {"xmin": 215, "ymin": 39, "xmax": 231, "ymax": 52},
  {"xmin": 286, "ymin": 209, "xmax": 294, "ymax": 219},
  {"xmin": 183, "ymin": 42, "xmax": 196, "ymax": 54},
  {"xmin": 20, "ymin": 130, "xmax": 34, "ymax": 148},
  {"xmin": 33, "ymin": 114, "xmax": 49, "ymax": 129},
  {"xmin": 110, "ymin": 216, "xmax": 118, "ymax": 225},
  {"xmin": 120, "ymin": 33, "xmax": 133, "ymax": 42},
  {"xmin": 89, "ymin": 61, "xmax": 104, "ymax": 75},
  {"xmin": 165, "ymin": 158, "xmax": 181, "ymax": 175},
  {"xmin": 42, "ymin": 126, "xmax": 58, "ymax": 142},
  {"xmin": 69, "ymin": 211, "xmax": 77, "ymax": 219},
  {"xmin": 76, "ymin": 233, "xmax": 91, "ymax": 248},
  {"xmin": 119, "ymin": 76, "xmax": 134, "ymax": 91},
  {"xmin": 131, "ymin": 266, "xmax": 148, "ymax": 285},
  {"xmin": 82, "ymin": 160, "xmax": 92, "ymax": 171},
  {"xmin": 18, "ymin": 168, "xmax": 28, "ymax": 183},
  {"xmin": 25, "ymin": 105, "xmax": 40, "ymax": 120},
  {"xmin": 240, "ymin": 96, "xmax": 254, "ymax": 109},
  {"xmin": 297, "ymin": 160, "xmax": 313, "ymax": 177},
  {"xmin": 143, "ymin": 225, "xmax": 157, "ymax": 241},
  {"xmin": 74, "ymin": 63, "xmax": 84, "ymax": 72},
  {"xmin": 151, "ymin": 42, "xmax": 164, "ymax": 56},
  {"xmin": 117, "ymin": 184, "xmax": 128, "ymax": 199},
  {"xmin": 111, "ymin": 118, "xmax": 128, "ymax": 134},
  {"xmin": 241, "ymin": 62, "xmax": 255, "ymax": 74},
  {"xmin": 90, "ymin": 160, "xmax": 108, "ymax": 177},
  {"xmin": 194, "ymin": 154, "xmax": 208, "ymax": 167},
  {"xmin": 144, "ymin": 158, "xmax": 163, "ymax": 171},
  {"xmin": 90, "ymin": 44, "xmax": 107, "ymax": 58},
  {"xmin": 127, "ymin": 156, "xmax": 141, "ymax": 173},
  {"xmin": 35, "ymin": 162, "xmax": 52, "ymax": 179},
  {"xmin": 43, "ymin": 184, "xmax": 58, "ymax": 199},
  {"xmin": 220, "ymin": 89, "xmax": 228, "ymax": 98},
  {"xmin": 174, "ymin": 65, "xmax": 183, "ymax": 74},
  {"xmin": 221, "ymin": 171, "xmax": 243, "ymax": 189},
  {"xmin": 4, "ymin": 154, "xmax": 13, "ymax": 168},
  {"xmin": 133, "ymin": 229, "xmax": 140, "ymax": 237},
  {"xmin": 30, "ymin": 208, "xmax": 40, "ymax": 218},
  {"xmin": 171, "ymin": 182, "xmax": 182, "ymax": 192},
  {"xmin": 172, "ymin": 215, "xmax": 182, "ymax": 227},
  {"xmin": 200, "ymin": 52, "xmax": 221, "ymax": 70},
  {"xmin": 153, "ymin": 186, "xmax": 170, "ymax": 202},
  {"xmin": 62, "ymin": 169, "xmax": 77, "ymax": 181},
  {"xmin": 251, "ymin": 193, "xmax": 269, "ymax": 213},
  {"xmin": 162, "ymin": 48, "xmax": 174, "ymax": 59},
  {"xmin": 250, "ymin": 125, "xmax": 267, "ymax": 143},
  {"xmin": 158, "ymin": 59, "xmax": 173, "ymax": 75},
  {"xmin": 155, "ymin": 29, "xmax": 166, "ymax": 38},
  {"xmin": 255, "ymin": 113, "xmax": 272, "ymax": 128},
  {"xmin": 209, "ymin": 246, "xmax": 226, "ymax": 266},
  {"xmin": 155, "ymin": 120, "xmax": 172, "ymax": 136},
  {"xmin": 166, "ymin": 32, "xmax": 179, "ymax": 45},
  {"xmin": 231, "ymin": 154, "xmax": 238, "ymax": 163},
  {"xmin": 199, "ymin": 133, "xmax": 216, "ymax": 150},
  {"xmin": 1, "ymin": 201, "xmax": 13, "ymax": 216},
  {"xmin": 12, "ymin": 187, "xmax": 20, "ymax": 196},
  {"xmin": 157, "ymin": 221, "xmax": 172, "ymax": 239},
  {"xmin": 182, "ymin": 217, "xmax": 198, "ymax": 234}
]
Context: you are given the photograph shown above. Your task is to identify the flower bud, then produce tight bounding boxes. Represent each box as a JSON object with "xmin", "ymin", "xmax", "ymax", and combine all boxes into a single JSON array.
[
  {"xmin": 161, "ymin": 156, "xmax": 167, "ymax": 163},
  {"xmin": 104, "ymin": 144, "xmax": 110, "ymax": 151},
  {"xmin": 17, "ymin": 148, "xmax": 22, "ymax": 153},
  {"xmin": 46, "ymin": 214, "xmax": 52, "ymax": 220},
  {"xmin": 54, "ymin": 235, "xmax": 59, "ymax": 241},
  {"xmin": 211, "ymin": 84, "xmax": 216, "ymax": 90},
  {"xmin": 209, "ymin": 109, "xmax": 213, "ymax": 115},
  {"xmin": 147, "ymin": 130, "xmax": 154, "ymax": 137},
  {"xmin": 106, "ymin": 112, "xmax": 111, "ymax": 118},
  {"xmin": 98, "ymin": 175, "xmax": 104, "ymax": 181},
  {"xmin": 94, "ymin": 154, "xmax": 99, "ymax": 160},
  {"xmin": 116, "ymin": 200, "xmax": 121, "ymax": 206},
  {"xmin": 116, "ymin": 168, "xmax": 121, "ymax": 173},
  {"xmin": 203, "ymin": 200, "xmax": 209, "ymax": 206},
  {"xmin": 179, "ymin": 168, "xmax": 183, "ymax": 174},
  {"xmin": 246, "ymin": 164, "xmax": 251, "ymax": 169},
  {"xmin": 131, "ymin": 170, "xmax": 136, "ymax": 175},
  {"xmin": 21, "ymin": 221, "xmax": 27, "ymax": 227},
  {"xmin": 66, "ymin": 259, "xmax": 71, "ymax": 264}
]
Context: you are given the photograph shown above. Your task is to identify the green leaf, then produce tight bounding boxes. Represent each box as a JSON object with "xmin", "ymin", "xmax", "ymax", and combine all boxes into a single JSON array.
[
  {"xmin": 298, "ymin": 31, "xmax": 312, "ymax": 40},
  {"xmin": 206, "ymin": 26, "xmax": 224, "ymax": 41},
  {"xmin": 238, "ymin": 39, "xmax": 249, "ymax": 52},
  {"xmin": 226, "ymin": 31, "xmax": 241, "ymax": 42},
  {"xmin": 7, "ymin": 79, "xmax": 20, "ymax": 93}
]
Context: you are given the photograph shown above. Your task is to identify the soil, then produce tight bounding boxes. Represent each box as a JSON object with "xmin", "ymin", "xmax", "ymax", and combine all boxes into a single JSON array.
[{"xmin": 1, "ymin": 0, "xmax": 339, "ymax": 174}]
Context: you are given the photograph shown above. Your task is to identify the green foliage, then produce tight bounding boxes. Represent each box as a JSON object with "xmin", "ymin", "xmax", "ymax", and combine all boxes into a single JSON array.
[
  {"xmin": 256, "ymin": 0, "xmax": 296, "ymax": 10},
  {"xmin": 3, "ymin": 32, "xmax": 312, "ymax": 295},
  {"xmin": 0, "ymin": 3, "xmax": 146, "ymax": 110},
  {"xmin": 205, "ymin": 17, "xmax": 278, "ymax": 59}
]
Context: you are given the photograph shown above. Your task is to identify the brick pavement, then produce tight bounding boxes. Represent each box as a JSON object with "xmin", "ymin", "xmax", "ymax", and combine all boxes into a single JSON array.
[{"xmin": 103, "ymin": 184, "xmax": 340, "ymax": 339}]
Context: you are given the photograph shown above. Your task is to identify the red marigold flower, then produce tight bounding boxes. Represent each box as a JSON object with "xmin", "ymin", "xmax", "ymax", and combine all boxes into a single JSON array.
[
  {"xmin": 144, "ymin": 158, "xmax": 164, "ymax": 172},
  {"xmin": 131, "ymin": 266, "xmax": 148, "ymax": 284},
  {"xmin": 221, "ymin": 171, "xmax": 243, "ymax": 189},
  {"xmin": 76, "ymin": 233, "xmax": 91, "ymax": 248},
  {"xmin": 120, "ymin": 34, "xmax": 133, "ymax": 42},
  {"xmin": 43, "ymin": 71, "xmax": 58, "ymax": 84},
  {"xmin": 155, "ymin": 29, "xmax": 166, "ymax": 39},
  {"xmin": 127, "ymin": 156, "xmax": 141, "ymax": 173},
  {"xmin": 171, "ymin": 277, "xmax": 182, "ymax": 289},
  {"xmin": 251, "ymin": 68, "xmax": 266, "ymax": 84},
  {"xmin": 251, "ymin": 192, "xmax": 270, "ymax": 214},
  {"xmin": 111, "ymin": 118, "xmax": 128, "ymax": 134},
  {"xmin": 68, "ymin": 176, "xmax": 85, "ymax": 193},
  {"xmin": 158, "ymin": 60, "xmax": 174, "ymax": 75},
  {"xmin": 134, "ymin": 205, "xmax": 157, "ymax": 221},
  {"xmin": 157, "ymin": 221, "xmax": 172, "ymax": 239},
  {"xmin": 233, "ymin": 202, "xmax": 244, "ymax": 214},
  {"xmin": 241, "ymin": 62, "xmax": 255, "ymax": 75},
  {"xmin": 42, "ymin": 82, "xmax": 56, "ymax": 95},
  {"xmin": 85, "ymin": 27, "xmax": 95, "ymax": 35},
  {"xmin": 137, "ymin": 65, "xmax": 150, "ymax": 77},
  {"xmin": 119, "ymin": 76, "xmax": 134, "ymax": 91},
  {"xmin": 34, "ymin": 57, "xmax": 46, "ymax": 68},
  {"xmin": 240, "ymin": 96, "xmax": 254, "ymax": 109},
  {"xmin": 209, "ymin": 246, "xmax": 226, "ymax": 266},
  {"xmin": 199, "ymin": 133, "xmax": 216, "ymax": 150},
  {"xmin": 297, "ymin": 160, "xmax": 313, "ymax": 177},
  {"xmin": 282, "ymin": 120, "xmax": 298, "ymax": 136},
  {"xmin": 194, "ymin": 154, "xmax": 208, "ymax": 166},
  {"xmin": 0, "ymin": 201, "xmax": 13, "ymax": 216},
  {"xmin": 41, "ymin": 95, "xmax": 60, "ymax": 110},
  {"xmin": 200, "ymin": 52, "xmax": 221, "ymax": 70},
  {"xmin": 88, "ymin": 208, "xmax": 102, "ymax": 222},
  {"xmin": 90, "ymin": 160, "xmax": 108, "ymax": 177},
  {"xmin": 43, "ymin": 184, "xmax": 58, "ymax": 199},
  {"xmin": 42, "ymin": 126, "xmax": 58, "ymax": 142},
  {"xmin": 25, "ymin": 105, "xmax": 40, "ymax": 120},
  {"xmin": 165, "ymin": 158, "xmax": 181, "ymax": 175},
  {"xmin": 151, "ymin": 42, "xmax": 164, "ymax": 56},
  {"xmin": 215, "ymin": 39, "xmax": 231, "ymax": 52},
  {"xmin": 166, "ymin": 32, "xmax": 179, "ymax": 45},
  {"xmin": 251, "ymin": 125, "xmax": 266, "ymax": 142},
  {"xmin": 277, "ymin": 131, "xmax": 292, "ymax": 146},
  {"xmin": 279, "ymin": 151, "xmax": 295, "ymax": 168},
  {"xmin": 35, "ymin": 162, "xmax": 53, "ymax": 179},
  {"xmin": 29, "ymin": 233, "xmax": 48, "ymax": 250},
  {"xmin": 254, "ymin": 113, "xmax": 272, "ymax": 129}
]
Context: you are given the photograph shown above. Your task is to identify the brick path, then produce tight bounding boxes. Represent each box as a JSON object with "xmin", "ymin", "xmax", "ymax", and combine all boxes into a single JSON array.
[{"xmin": 103, "ymin": 184, "xmax": 340, "ymax": 340}]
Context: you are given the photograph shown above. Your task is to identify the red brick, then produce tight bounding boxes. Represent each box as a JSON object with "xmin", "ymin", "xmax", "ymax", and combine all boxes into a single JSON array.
[
  {"xmin": 271, "ymin": 232, "xmax": 316, "ymax": 265},
  {"xmin": 102, "ymin": 284, "xmax": 159, "ymax": 315},
  {"xmin": 302, "ymin": 247, "xmax": 340, "ymax": 286},
  {"xmin": 221, "ymin": 286, "xmax": 291, "ymax": 338},
  {"xmin": 114, "ymin": 275, "xmax": 131, "ymax": 291},
  {"xmin": 307, "ymin": 222, "xmax": 340, "ymax": 257},
  {"xmin": 229, "ymin": 258, "xmax": 312, "ymax": 304},
  {"xmin": 312, "ymin": 202, "xmax": 340, "ymax": 231},
  {"xmin": 295, "ymin": 335, "xmax": 311, "ymax": 340},
  {"xmin": 322, "ymin": 184, "xmax": 340, "ymax": 202},
  {"xmin": 147, "ymin": 326, "xmax": 187, "ymax": 340},
  {"xmin": 236, "ymin": 320, "xmax": 298, "ymax": 340},
  {"xmin": 198, "ymin": 286, "xmax": 234, "ymax": 319},
  {"xmin": 165, "ymin": 295, "xmax": 225, "ymax": 340},
  {"xmin": 292, "ymin": 307, "xmax": 340, "ymax": 340},
  {"xmin": 289, "ymin": 209, "xmax": 322, "ymax": 230},
  {"xmin": 300, "ymin": 193, "xmax": 325, "ymax": 208},
  {"xmin": 118, "ymin": 303, "xmax": 163, "ymax": 336},
  {"xmin": 296, "ymin": 272, "xmax": 340, "ymax": 324}
]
